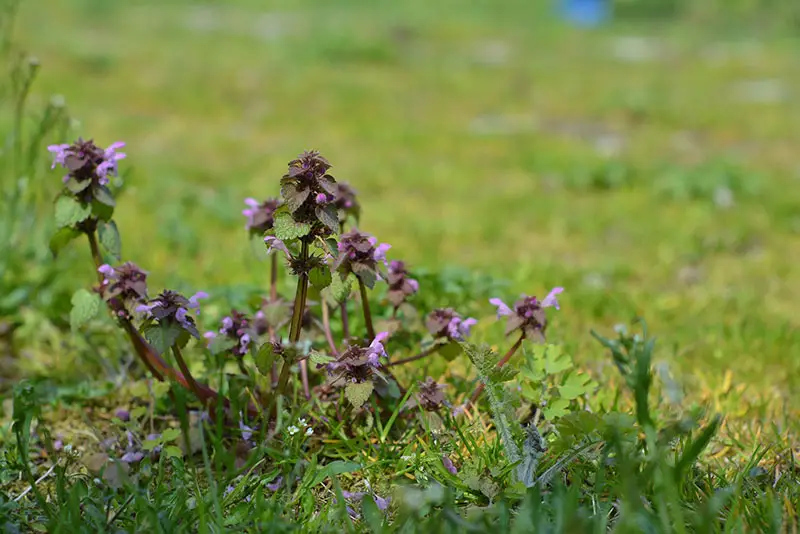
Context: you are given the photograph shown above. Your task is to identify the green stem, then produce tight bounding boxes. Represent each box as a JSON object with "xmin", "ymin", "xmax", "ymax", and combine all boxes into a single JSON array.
[
  {"xmin": 288, "ymin": 240, "xmax": 310, "ymax": 343},
  {"xmin": 86, "ymin": 228, "xmax": 104, "ymax": 284},
  {"xmin": 277, "ymin": 239, "xmax": 311, "ymax": 399},
  {"xmin": 358, "ymin": 276, "xmax": 375, "ymax": 340},
  {"xmin": 270, "ymin": 253, "xmax": 278, "ymax": 302}
]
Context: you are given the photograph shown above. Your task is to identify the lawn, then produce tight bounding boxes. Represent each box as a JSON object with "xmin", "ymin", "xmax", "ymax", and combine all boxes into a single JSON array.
[{"xmin": 2, "ymin": 0, "xmax": 800, "ymax": 530}]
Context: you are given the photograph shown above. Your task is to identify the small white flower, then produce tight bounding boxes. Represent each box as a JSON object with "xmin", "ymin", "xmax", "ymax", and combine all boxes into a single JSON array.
[
  {"xmin": 64, "ymin": 444, "xmax": 73, "ymax": 454},
  {"xmin": 298, "ymin": 418, "xmax": 307, "ymax": 427},
  {"xmin": 305, "ymin": 427, "xmax": 313, "ymax": 436},
  {"xmin": 287, "ymin": 425, "xmax": 299, "ymax": 436}
]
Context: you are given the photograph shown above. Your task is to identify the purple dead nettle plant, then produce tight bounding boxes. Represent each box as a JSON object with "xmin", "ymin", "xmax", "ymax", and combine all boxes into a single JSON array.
[
  {"xmin": 490, "ymin": 287, "xmax": 563, "ymax": 343},
  {"xmin": 386, "ymin": 260, "xmax": 419, "ymax": 313},
  {"xmin": 463, "ymin": 287, "xmax": 565, "ymax": 408}
]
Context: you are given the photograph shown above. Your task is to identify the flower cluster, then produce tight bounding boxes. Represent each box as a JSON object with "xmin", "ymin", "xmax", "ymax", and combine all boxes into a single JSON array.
[
  {"xmin": 98, "ymin": 262, "xmax": 149, "ymax": 312},
  {"xmin": 332, "ymin": 182, "xmax": 360, "ymax": 222},
  {"xmin": 490, "ymin": 287, "xmax": 563, "ymax": 342},
  {"xmin": 279, "ymin": 150, "xmax": 340, "ymax": 233},
  {"xmin": 136, "ymin": 290, "xmax": 209, "ymax": 338},
  {"xmin": 425, "ymin": 308, "xmax": 477, "ymax": 341},
  {"xmin": 409, "ymin": 377, "xmax": 447, "ymax": 412},
  {"xmin": 243, "ymin": 197, "xmax": 281, "ymax": 235},
  {"xmin": 204, "ymin": 310, "xmax": 255, "ymax": 357},
  {"xmin": 48, "ymin": 138, "xmax": 126, "ymax": 198},
  {"xmin": 386, "ymin": 260, "xmax": 419, "ymax": 309},
  {"xmin": 333, "ymin": 229, "xmax": 391, "ymax": 289},
  {"xmin": 325, "ymin": 333, "xmax": 388, "ymax": 386}
]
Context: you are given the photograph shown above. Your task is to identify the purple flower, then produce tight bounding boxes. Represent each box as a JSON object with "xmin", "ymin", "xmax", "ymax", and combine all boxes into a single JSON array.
[
  {"xmin": 97, "ymin": 262, "xmax": 149, "ymax": 311},
  {"xmin": 239, "ymin": 419, "xmax": 254, "ymax": 442},
  {"xmin": 326, "ymin": 333, "xmax": 390, "ymax": 387},
  {"xmin": 280, "ymin": 150, "xmax": 340, "ymax": 233},
  {"xmin": 442, "ymin": 456, "xmax": 458, "ymax": 475},
  {"xmin": 266, "ymin": 476, "xmax": 283, "ymax": 491},
  {"xmin": 115, "ymin": 409, "xmax": 131, "ymax": 422},
  {"xmin": 188, "ymin": 291, "xmax": 208, "ymax": 312},
  {"xmin": 408, "ymin": 377, "xmax": 447, "ymax": 412},
  {"xmin": 243, "ymin": 197, "xmax": 281, "ymax": 233},
  {"xmin": 426, "ymin": 308, "xmax": 477, "ymax": 342},
  {"xmin": 387, "ymin": 260, "xmax": 419, "ymax": 309},
  {"xmin": 489, "ymin": 298, "xmax": 513, "ymax": 318},
  {"xmin": 333, "ymin": 229, "xmax": 391, "ymax": 288},
  {"xmin": 120, "ymin": 451, "xmax": 144, "ymax": 464},
  {"xmin": 373, "ymin": 495, "xmax": 391, "ymax": 511},
  {"xmin": 210, "ymin": 310, "xmax": 256, "ymax": 358},
  {"xmin": 332, "ymin": 182, "xmax": 360, "ymax": 221},
  {"xmin": 490, "ymin": 287, "xmax": 564, "ymax": 342},
  {"xmin": 264, "ymin": 236, "xmax": 291, "ymax": 258},
  {"xmin": 48, "ymin": 138, "xmax": 126, "ymax": 191},
  {"xmin": 136, "ymin": 290, "xmax": 204, "ymax": 339}
]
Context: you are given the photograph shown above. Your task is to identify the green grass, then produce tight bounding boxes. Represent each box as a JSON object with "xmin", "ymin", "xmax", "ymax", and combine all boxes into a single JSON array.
[{"xmin": 2, "ymin": 0, "xmax": 800, "ymax": 531}]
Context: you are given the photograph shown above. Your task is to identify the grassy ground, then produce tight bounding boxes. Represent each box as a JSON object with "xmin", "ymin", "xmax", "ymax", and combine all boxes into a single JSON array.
[{"xmin": 3, "ymin": 0, "xmax": 800, "ymax": 530}]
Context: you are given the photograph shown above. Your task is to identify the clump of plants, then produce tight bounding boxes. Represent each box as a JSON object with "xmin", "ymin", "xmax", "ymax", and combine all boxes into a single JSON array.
[{"xmin": 5, "ymin": 138, "xmax": 790, "ymax": 532}]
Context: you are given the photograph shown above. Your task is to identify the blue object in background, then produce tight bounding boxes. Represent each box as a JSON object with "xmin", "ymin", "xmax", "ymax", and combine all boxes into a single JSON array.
[{"xmin": 559, "ymin": 0, "xmax": 611, "ymax": 27}]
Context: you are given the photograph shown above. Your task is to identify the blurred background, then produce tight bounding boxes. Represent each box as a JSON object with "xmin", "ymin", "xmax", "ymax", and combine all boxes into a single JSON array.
[{"xmin": 2, "ymin": 0, "xmax": 799, "ymax": 405}]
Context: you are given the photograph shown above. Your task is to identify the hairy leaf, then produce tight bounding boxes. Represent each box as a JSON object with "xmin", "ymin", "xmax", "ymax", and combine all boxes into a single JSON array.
[
  {"xmin": 49, "ymin": 227, "xmax": 81, "ymax": 257},
  {"xmin": 98, "ymin": 220, "xmax": 121, "ymax": 261},
  {"xmin": 144, "ymin": 323, "xmax": 182, "ymax": 355},
  {"xmin": 54, "ymin": 196, "xmax": 91, "ymax": 228},
  {"xmin": 345, "ymin": 381, "xmax": 374, "ymax": 409},
  {"xmin": 273, "ymin": 212, "xmax": 311, "ymax": 241},
  {"xmin": 69, "ymin": 289, "xmax": 101, "ymax": 331}
]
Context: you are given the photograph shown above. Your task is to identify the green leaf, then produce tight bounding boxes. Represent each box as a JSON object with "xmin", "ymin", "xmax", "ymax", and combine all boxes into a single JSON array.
[
  {"xmin": 309, "ymin": 460, "xmax": 361, "ymax": 488},
  {"xmin": 543, "ymin": 345, "xmax": 572, "ymax": 375},
  {"xmin": 143, "ymin": 323, "xmax": 182, "ymax": 355},
  {"xmin": 54, "ymin": 196, "xmax": 91, "ymax": 228},
  {"xmin": 254, "ymin": 343, "xmax": 276, "ymax": 376},
  {"xmin": 309, "ymin": 266, "xmax": 332, "ymax": 290},
  {"xmin": 361, "ymin": 495, "xmax": 384, "ymax": 532},
  {"xmin": 98, "ymin": 220, "xmax": 121, "ymax": 261},
  {"xmin": 675, "ymin": 415, "xmax": 721, "ymax": 480},
  {"xmin": 65, "ymin": 177, "xmax": 91, "ymax": 194},
  {"xmin": 557, "ymin": 372, "xmax": 598, "ymax": 400},
  {"xmin": 344, "ymin": 381, "xmax": 374, "ymax": 409},
  {"xmin": 92, "ymin": 184, "xmax": 116, "ymax": 207},
  {"xmin": 543, "ymin": 398, "xmax": 570, "ymax": 420},
  {"xmin": 437, "ymin": 341, "xmax": 462, "ymax": 361},
  {"xmin": 315, "ymin": 204, "xmax": 339, "ymax": 233},
  {"xmin": 49, "ymin": 227, "xmax": 81, "ymax": 257},
  {"xmin": 91, "ymin": 199, "xmax": 114, "ymax": 222},
  {"xmin": 162, "ymin": 445, "xmax": 183, "ymax": 459},
  {"xmin": 489, "ymin": 366, "xmax": 519, "ymax": 383},
  {"xmin": 208, "ymin": 335, "xmax": 237, "ymax": 355},
  {"xmin": 309, "ymin": 351, "xmax": 334, "ymax": 366},
  {"xmin": 69, "ymin": 289, "xmax": 101, "ymax": 331},
  {"xmin": 355, "ymin": 269, "xmax": 377, "ymax": 290},
  {"xmin": 160, "ymin": 428, "xmax": 182, "ymax": 443},
  {"xmin": 322, "ymin": 274, "xmax": 352, "ymax": 305},
  {"xmin": 273, "ymin": 212, "xmax": 311, "ymax": 241}
]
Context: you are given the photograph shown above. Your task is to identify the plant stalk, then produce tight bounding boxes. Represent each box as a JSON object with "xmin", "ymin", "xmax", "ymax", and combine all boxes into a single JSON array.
[
  {"xmin": 387, "ymin": 342, "xmax": 445, "ymax": 367},
  {"xmin": 281, "ymin": 239, "xmax": 311, "ymax": 399},
  {"xmin": 321, "ymin": 299, "xmax": 339, "ymax": 356},
  {"xmin": 358, "ymin": 276, "xmax": 375, "ymax": 340}
]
